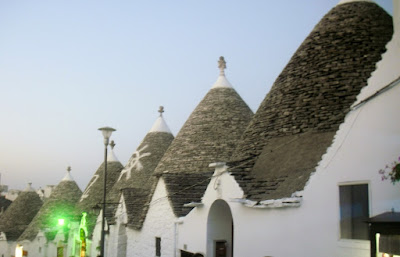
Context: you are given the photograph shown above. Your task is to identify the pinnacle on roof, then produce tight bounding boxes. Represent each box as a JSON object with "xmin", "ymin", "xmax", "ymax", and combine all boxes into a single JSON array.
[
  {"xmin": 24, "ymin": 183, "xmax": 34, "ymax": 192},
  {"xmin": 154, "ymin": 56, "xmax": 253, "ymax": 176},
  {"xmin": 149, "ymin": 106, "xmax": 173, "ymax": 134},
  {"xmin": 61, "ymin": 166, "xmax": 74, "ymax": 181},
  {"xmin": 229, "ymin": 1, "xmax": 393, "ymax": 202},
  {"xmin": 212, "ymin": 56, "xmax": 233, "ymax": 88},
  {"xmin": 107, "ymin": 140, "xmax": 120, "ymax": 162}
]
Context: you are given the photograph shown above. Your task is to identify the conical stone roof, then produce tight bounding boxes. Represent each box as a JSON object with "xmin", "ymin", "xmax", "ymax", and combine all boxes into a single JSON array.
[
  {"xmin": 18, "ymin": 169, "xmax": 82, "ymax": 241},
  {"xmin": 106, "ymin": 109, "xmax": 174, "ymax": 228},
  {"xmin": 154, "ymin": 57, "xmax": 253, "ymax": 175},
  {"xmin": 0, "ymin": 184, "xmax": 43, "ymax": 241},
  {"xmin": 77, "ymin": 145, "xmax": 123, "ymax": 211},
  {"xmin": 230, "ymin": 1, "xmax": 393, "ymax": 201},
  {"xmin": 75, "ymin": 145, "xmax": 123, "ymax": 235},
  {"xmin": 108, "ymin": 109, "xmax": 174, "ymax": 203},
  {"xmin": 0, "ymin": 196, "xmax": 12, "ymax": 215}
]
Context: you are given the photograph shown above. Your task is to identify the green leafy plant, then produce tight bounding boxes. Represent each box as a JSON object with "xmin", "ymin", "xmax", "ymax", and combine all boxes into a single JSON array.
[{"xmin": 379, "ymin": 155, "xmax": 400, "ymax": 184}]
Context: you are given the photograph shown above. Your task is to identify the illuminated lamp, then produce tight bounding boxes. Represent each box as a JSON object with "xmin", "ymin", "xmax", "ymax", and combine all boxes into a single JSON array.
[{"xmin": 58, "ymin": 218, "xmax": 65, "ymax": 226}]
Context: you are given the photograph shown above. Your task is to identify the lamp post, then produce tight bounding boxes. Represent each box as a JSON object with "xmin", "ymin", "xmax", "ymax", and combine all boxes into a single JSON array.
[{"xmin": 98, "ymin": 126, "xmax": 116, "ymax": 257}]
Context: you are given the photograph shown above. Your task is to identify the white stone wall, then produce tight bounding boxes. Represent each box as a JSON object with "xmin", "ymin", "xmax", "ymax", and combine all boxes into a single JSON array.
[
  {"xmin": 0, "ymin": 240, "xmax": 14, "ymax": 257},
  {"xmin": 91, "ymin": 212, "xmax": 103, "ymax": 257},
  {"xmin": 17, "ymin": 230, "xmax": 69, "ymax": 257},
  {"xmin": 177, "ymin": 166, "xmax": 243, "ymax": 256},
  {"xmin": 107, "ymin": 221, "xmax": 119, "ymax": 257},
  {"xmin": 107, "ymin": 195, "xmax": 127, "ymax": 257},
  {"xmin": 177, "ymin": 22, "xmax": 400, "ymax": 256},
  {"xmin": 19, "ymin": 235, "xmax": 44, "ymax": 257},
  {"xmin": 124, "ymin": 178, "xmax": 176, "ymax": 257}
]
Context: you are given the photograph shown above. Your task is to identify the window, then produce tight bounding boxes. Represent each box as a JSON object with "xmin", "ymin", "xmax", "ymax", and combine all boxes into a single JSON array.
[
  {"xmin": 156, "ymin": 237, "xmax": 161, "ymax": 256},
  {"xmin": 339, "ymin": 184, "xmax": 369, "ymax": 240}
]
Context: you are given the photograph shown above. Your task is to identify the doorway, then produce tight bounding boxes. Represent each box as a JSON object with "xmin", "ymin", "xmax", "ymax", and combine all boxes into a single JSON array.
[{"xmin": 206, "ymin": 200, "xmax": 233, "ymax": 257}]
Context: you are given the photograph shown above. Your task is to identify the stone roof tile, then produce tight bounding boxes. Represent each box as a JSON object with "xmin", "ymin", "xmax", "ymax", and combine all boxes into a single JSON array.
[
  {"xmin": 163, "ymin": 172, "xmax": 213, "ymax": 217},
  {"xmin": 75, "ymin": 161, "xmax": 124, "ymax": 236},
  {"xmin": 121, "ymin": 188, "xmax": 151, "ymax": 230},
  {"xmin": 105, "ymin": 113, "xmax": 174, "ymax": 228},
  {"xmin": 230, "ymin": 1, "xmax": 393, "ymax": 201},
  {"xmin": 0, "ymin": 191, "xmax": 43, "ymax": 241},
  {"xmin": 154, "ymin": 70, "xmax": 253, "ymax": 175},
  {"xmin": 18, "ymin": 178, "xmax": 82, "ymax": 241}
]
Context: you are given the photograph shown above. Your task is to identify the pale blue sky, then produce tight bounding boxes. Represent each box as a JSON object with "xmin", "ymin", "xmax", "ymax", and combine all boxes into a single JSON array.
[{"xmin": 0, "ymin": 0, "xmax": 393, "ymax": 190}]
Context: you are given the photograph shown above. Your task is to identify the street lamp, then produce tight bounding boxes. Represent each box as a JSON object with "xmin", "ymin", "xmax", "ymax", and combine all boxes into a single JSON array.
[{"xmin": 98, "ymin": 126, "xmax": 116, "ymax": 257}]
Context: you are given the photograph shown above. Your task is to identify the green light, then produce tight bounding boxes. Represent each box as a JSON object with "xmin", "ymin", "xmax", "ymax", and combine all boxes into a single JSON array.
[{"xmin": 58, "ymin": 219, "xmax": 65, "ymax": 226}]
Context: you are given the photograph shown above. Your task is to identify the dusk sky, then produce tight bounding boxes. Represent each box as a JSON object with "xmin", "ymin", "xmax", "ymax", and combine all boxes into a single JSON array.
[{"xmin": 0, "ymin": 0, "xmax": 393, "ymax": 191}]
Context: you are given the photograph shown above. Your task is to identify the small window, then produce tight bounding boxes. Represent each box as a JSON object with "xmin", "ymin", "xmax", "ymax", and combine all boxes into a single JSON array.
[
  {"xmin": 339, "ymin": 184, "xmax": 369, "ymax": 240},
  {"xmin": 156, "ymin": 237, "xmax": 161, "ymax": 256}
]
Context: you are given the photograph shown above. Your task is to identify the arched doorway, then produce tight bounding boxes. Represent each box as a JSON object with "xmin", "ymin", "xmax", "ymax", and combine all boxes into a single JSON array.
[
  {"xmin": 207, "ymin": 200, "xmax": 234, "ymax": 257},
  {"xmin": 116, "ymin": 224, "xmax": 127, "ymax": 257}
]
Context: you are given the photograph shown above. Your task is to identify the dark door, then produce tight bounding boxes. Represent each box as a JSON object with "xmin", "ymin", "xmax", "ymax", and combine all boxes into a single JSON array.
[{"xmin": 215, "ymin": 241, "xmax": 227, "ymax": 257}]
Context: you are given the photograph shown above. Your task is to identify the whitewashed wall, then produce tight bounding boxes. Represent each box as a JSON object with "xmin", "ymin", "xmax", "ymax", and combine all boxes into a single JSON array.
[
  {"xmin": 0, "ymin": 240, "xmax": 14, "ymax": 257},
  {"xmin": 177, "ymin": 10, "xmax": 400, "ymax": 256},
  {"xmin": 124, "ymin": 178, "xmax": 176, "ymax": 257},
  {"xmin": 91, "ymin": 212, "xmax": 103, "ymax": 257},
  {"xmin": 19, "ymin": 233, "xmax": 46, "ymax": 257},
  {"xmin": 107, "ymin": 195, "xmax": 128, "ymax": 257},
  {"xmin": 177, "ymin": 166, "xmax": 243, "ymax": 256}
]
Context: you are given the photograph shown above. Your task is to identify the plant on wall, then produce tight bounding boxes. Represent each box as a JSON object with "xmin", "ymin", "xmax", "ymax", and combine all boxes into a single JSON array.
[{"xmin": 379, "ymin": 155, "xmax": 400, "ymax": 184}]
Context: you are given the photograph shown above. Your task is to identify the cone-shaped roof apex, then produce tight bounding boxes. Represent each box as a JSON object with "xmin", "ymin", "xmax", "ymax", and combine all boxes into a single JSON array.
[
  {"xmin": 61, "ymin": 166, "xmax": 74, "ymax": 181},
  {"xmin": 107, "ymin": 140, "xmax": 120, "ymax": 162},
  {"xmin": 149, "ymin": 106, "xmax": 173, "ymax": 134},
  {"xmin": 24, "ymin": 183, "xmax": 35, "ymax": 192},
  {"xmin": 212, "ymin": 56, "xmax": 233, "ymax": 88},
  {"xmin": 154, "ymin": 57, "xmax": 253, "ymax": 175}
]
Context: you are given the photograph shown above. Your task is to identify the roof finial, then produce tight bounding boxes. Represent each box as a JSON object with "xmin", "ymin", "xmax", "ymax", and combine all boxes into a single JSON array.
[
  {"xmin": 25, "ymin": 182, "xmax": 34, "ymax": 191},
  {"xmin": 218, "ymin": 56, "xmax": 226, "ymax": 76},
  {"xmin": 110, "ymin": 140, "xmax": 116, "ymax": 149},
  {"xmin": 62, "ymin": 166, "xmax": 74, "ymax": 181},
  {"xmin": 158, "ymin": 106, "xmax": 164, "ymax": 117}
]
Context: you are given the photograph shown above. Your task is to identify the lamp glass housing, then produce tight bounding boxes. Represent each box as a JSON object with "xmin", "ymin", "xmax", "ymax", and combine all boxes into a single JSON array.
[{"xmin": 98, "ymin": 127, "xmax": 116, "ymax": 140}]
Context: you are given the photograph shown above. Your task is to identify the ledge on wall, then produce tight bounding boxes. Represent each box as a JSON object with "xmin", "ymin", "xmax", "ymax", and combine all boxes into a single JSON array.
[{"xmin": 183, "ymin": 202, "xmax": 204, "ymax": 208}]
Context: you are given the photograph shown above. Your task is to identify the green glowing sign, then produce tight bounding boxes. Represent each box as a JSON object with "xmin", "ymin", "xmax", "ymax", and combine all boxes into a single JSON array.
[{"xmin": 79, "ymin": 212, "xmax": 88, "ymax": 241}]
